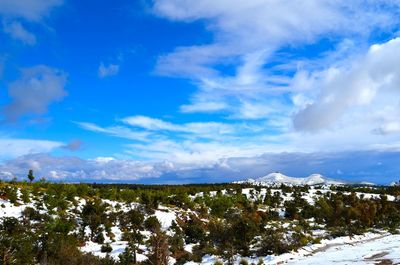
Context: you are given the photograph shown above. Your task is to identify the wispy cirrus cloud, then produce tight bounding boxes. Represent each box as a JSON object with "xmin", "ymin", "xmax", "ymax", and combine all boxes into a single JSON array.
[
  {"xmin": 121, "ymin": 115, "xmax": 240, "ymax": 135},
  {"xmin": 78, "ymin": 116, "xmax": 276, "ymax": 164},
  {"xmin": 75, "ymin": 121, "xmax": 151, "ymax": 141},
  {"xmin": 180, "ymin": 100, "xmax": 228, "ymax": 113},
  {"xmin": 75, "ymin": 109, "xmax": 400, "ymax": 167}
]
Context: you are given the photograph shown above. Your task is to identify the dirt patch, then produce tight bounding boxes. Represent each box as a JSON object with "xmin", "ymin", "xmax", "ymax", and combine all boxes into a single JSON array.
[
  {"xmin": 374, "ymin": 259, "xmax": 393, "ymax": 265},
  {"xmin": 309, "ymin": 243, "xmax": 342, "ymax": 254},
  {"xmin": 365, "ymin": 251, "xmax": 390, "ymax": 260},
  {"xmin": 364, "ymin": 251, "xmax": 395, "ymax": 265}
]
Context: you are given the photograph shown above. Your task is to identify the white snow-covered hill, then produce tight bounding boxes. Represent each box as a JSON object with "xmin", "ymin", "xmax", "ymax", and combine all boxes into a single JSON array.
[
  {"xmin": 390, "ymin": 180, "xmax": 400, "ymax": 186},
  {"xmin": 236, "ymin": 172, "xmax": 346, "ymax": 186}
]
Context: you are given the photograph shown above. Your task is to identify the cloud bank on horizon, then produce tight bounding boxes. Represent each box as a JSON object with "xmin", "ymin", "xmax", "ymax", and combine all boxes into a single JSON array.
[{"xmin": 1, "ymin": 0, "xmax": 400, "ymax": 183}]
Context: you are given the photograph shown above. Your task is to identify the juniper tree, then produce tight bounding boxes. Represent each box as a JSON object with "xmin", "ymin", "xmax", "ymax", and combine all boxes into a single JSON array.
[
  {"xmin": 27, "ymin": 169, "xmax": 35, "ymax": 183},
  {"xmin": 146, "ymin": 231, "xmax": 169, "ymax": 265}
]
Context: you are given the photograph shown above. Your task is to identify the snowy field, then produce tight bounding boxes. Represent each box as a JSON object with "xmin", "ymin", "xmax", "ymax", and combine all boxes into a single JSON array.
[
  {"xmin": 287, "ymin": 234, "xmax": 400, "ymax": 264},
  {"xmin": 187, "ymin": 233, "xmax": 400, "ymax": 264}
]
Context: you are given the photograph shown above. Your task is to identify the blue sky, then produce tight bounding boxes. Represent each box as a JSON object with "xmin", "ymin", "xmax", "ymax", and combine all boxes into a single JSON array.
[{"xmin": 1, "ymin": 0, "xmax": 400, "ymax": 184}]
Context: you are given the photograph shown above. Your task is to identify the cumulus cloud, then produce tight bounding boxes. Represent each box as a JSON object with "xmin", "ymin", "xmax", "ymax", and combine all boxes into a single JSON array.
[
  {"xmin": 293, "ymin": 38, "xmax": 400, "ymax": 132},
  {"xmin": 98, "ymin": 62, "xmax": 119, "ymax": 78},
  {"xmin": 373, "ymin": 121, "xmax": 400, "ymax": 135},
  {"xmin": 0, "ymin": 0, "xmax": 62, "ymax": 21},
  {"xmin": 2, "ymin": 20, "xmax": 36, "ymax": 45},
  {"xmin": 3, "ymin": 65, "xmax": 67, "ymax": 121}
]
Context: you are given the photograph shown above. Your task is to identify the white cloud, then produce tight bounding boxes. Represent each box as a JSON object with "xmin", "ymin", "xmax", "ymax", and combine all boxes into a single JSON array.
[
  {"xmin": 373, "ymin": 122, "xmax": 400, "ymax": 135},
  {"xmin": 122, "ymin": 116, "xmax": 180, "ymax": 131},
  {"xmin": 1, "ymin": 150, "xmax": 399, "ymax": 184},
  {"xmin": 3, "ymin": 65, "xmax": 67, "ymax": 121},
  {"xmin": 125, "ymin": 139, "xmax": 272, "ymax": 165},
  {"xmin": 0, "ymin": 0, "xmax": 62, "ymax": 21},
  {"xmin": 98, "ymin": 62, "xmax": 120, "ymax": 78},
  {"xmin": 293, "ymin": 38, "xmax": 400, "ymax": 132},
  {"xmin": 0, "ymin": 153, "xmax": 175, "ymax": 181},
  {"xmin": 78, "ymin": 117, "xmax": 263, "ymax": 164},
  {"xmin": 0, "ymin": 138, "xmax": 63, "ymax": 159},
  {"xmin": 0, "ymin": 0, "xmax": 62, "ymax": 45},
  {"xmin": 3, "ymin": 20, "xmax": 36, "ymax": 45},
  {"xmin": 78, "ymin": 116, "xmax": 276, "ymax": 164},
  {"xmin": 230, "ymin": 99, "xmax": 291, "ymax": 121},
  {"xmin": 144, "ymin": 2, "xmax": 400, "ymax": 163},
  {"xmin": 153, "ymin": 1, "xmax": 349, "ymax": 45},
  {"xmin": 180, "ymin": 100, "xmax": 228, "ymax": 113},
  {"xmin": 151, "ymin": 0, "xmax": 400, "ymax": 119},
  {"xmin": 77, "ymin": 107, "xmax": 400, "ymax": 167},
  {"xmin": 121, "ymin": 115, "xmax": 238, "ymax": 135},
  {"xmin": 75, "ymin": 121, "xmax": 151, "ymax": 141}
]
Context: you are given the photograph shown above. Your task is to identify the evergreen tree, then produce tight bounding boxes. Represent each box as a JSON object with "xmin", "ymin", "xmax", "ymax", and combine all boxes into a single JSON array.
[
  {"xmin": 144, "ymin": 216, "xmax": 161, "ymax": 233},
  {"xmin": 119, "ymin": 247, "xmax": 135, "ymax": 265},
  {"xmin": 146, "ymin": 231, "xmax": 169, "ymax": 265},
  {"xmin": 122, "ymin": 230, "xmax": 144, "ymax": 264},
  {"xmin": 28, "ymin": 169, "xmax": 35, "ymax": 183}
]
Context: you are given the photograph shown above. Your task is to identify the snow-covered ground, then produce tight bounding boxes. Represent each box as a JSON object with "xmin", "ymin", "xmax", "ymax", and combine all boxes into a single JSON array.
[
  {"xmin": 186, "ymin": 232, "xmax": 400, "ymax": 264},
  {"xmin": 287, "ymin": 233, "xmax": 400, "ymax": 264}
]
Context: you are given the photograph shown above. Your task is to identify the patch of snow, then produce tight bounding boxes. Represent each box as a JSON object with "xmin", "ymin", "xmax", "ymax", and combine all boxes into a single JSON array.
[
  {"xmin": 184, "ymin": 232, "xmax": 399, "ymax": 265},
  {"xmin": 154, "ymin": 209, "xmax": 176, "ymax": 230},
  {"xmin": 80, "ymin": 240, "xmax": 148, "ymax": 261}
]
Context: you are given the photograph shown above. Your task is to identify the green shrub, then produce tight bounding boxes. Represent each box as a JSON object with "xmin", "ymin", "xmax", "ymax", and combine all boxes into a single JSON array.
[{"xmin": 101, "ymin": 243, "xmax": 113, "ymax": 253}]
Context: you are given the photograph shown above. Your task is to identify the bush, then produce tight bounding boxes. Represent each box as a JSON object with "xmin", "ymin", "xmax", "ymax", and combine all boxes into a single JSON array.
[
  {"xmin": 144, "ymin": 216, "xmax": 161, "ymax": 233},
  {"xmin": 101, "ymin": 243, "xmax": 113, "ymax": 253},
  {"xmin": 94, "ymin": 232, "xmax": 105, "ymax": 244}
]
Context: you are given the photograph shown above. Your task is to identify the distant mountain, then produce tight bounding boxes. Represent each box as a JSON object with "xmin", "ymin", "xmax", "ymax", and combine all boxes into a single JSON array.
[
  {"xmin": 235, "ymin": 172, "xmax": 346, "ymax": 186},
  {"xmin": 390, "ymin": 180, "xmax": 400, "ymax": 186}
]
